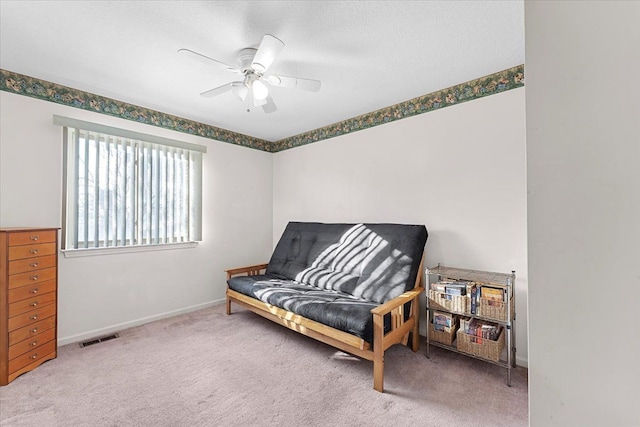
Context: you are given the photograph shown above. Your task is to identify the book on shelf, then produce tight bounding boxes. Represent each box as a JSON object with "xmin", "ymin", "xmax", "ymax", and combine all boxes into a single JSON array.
[
  {"xmin": 428, "ymin": 282, "xmax": 469, "ymax": 312},
  {"xmin": 480, "ymin": 286, "xmax": 505, "ymax": 302},
  {"xmin": 459, "ymin": 317, "xmax": 472, "ymax": 332},
  {"xmin": 433, "ymin": 311, "xmax": 454, "ymax": 327},
  {"xmin": 445, "ymin": 282, "xmax": 467, "ymax": 296},
  {"xmin": 433, "ymin": 311, "xmax": 456, "ymax": 332},
  {"xmin": 433, "ymin": 311, "xmax": 453, "ymax": 326},
  {"xmin": 470, "ymin": 285, "xmax": 478, "ymax": 314},
  {"xmin": 481, "ymin": 324, "xmax": 501, "ymax": 340},
  {"xmin": 434, "ymin": 323, "xmax": 453, "ymax": 332},
  {"xmin": 431, "ymin": 281, "xmax": 448, "ymax": 293},
  {"xmin": 430, "ymin": 280, "xmax": 473, "ymax": 295},
  {"xmin": 474, "ymin": 325, "xmax": 484, "ymax": 344},
  {"xmin": 463, "ymin": 318, "xmax": 502, "ymax": 343}
]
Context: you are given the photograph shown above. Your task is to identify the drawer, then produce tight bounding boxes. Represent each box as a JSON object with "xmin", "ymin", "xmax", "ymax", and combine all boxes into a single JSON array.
[
  {"xmin": 8, "ymin": 279, "xmax": 56, "ymax": 303},
  {"xmin": 8, "ymin": 267, "xmax": 56, "ymax": 289},
  {"xmin": 8, "ymin": 328, "xmax": 56, "ymax": 360},
  {"xmin": 8, "ymin": 340, "xmax": 56, "ymax": 375},
  {"xmin": 8, "ymin": 291, "xmax": 56, "ymax": 318},
  {"xmin": 8, "ymin": 242, "xmax": 56, "ymax": 261},
  {"xmin": 8, "ymin": 230, "xmax": 56, "ymax": 247},
  {"xmin": 8, "ymin": 302, "xmax": 56, "ymax": 331},
  {"xmin": 8, "ymin": 254, "xmax": 56, "ymax": 275},
  {"xmin": 9, "ymin": 316, "xmax": 56, "ymax": 346}
]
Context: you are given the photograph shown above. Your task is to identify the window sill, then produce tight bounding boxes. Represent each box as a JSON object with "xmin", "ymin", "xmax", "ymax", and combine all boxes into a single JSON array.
[{"xmin": 61, "ymin": 242, "xmax": 198, "ymax": 258}]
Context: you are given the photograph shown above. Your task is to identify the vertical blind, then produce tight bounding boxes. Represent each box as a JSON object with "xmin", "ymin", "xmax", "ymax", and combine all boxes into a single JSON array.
[{"xmin": 57, "ymin": 117, "xmax": 205, "ymax": 250}]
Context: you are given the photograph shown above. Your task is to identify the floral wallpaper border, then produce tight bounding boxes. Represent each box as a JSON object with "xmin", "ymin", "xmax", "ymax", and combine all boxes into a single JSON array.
[
  {"xmin": 1, "ymin": 65, "xmax": 523, "ymax": 153},
  {"xmin": 272, "ymin": 64, "xmax": 524, "ymax": 152},
  {"xmin": 0, "ymin": 69, "xmax": 271, "ymax": 151}
]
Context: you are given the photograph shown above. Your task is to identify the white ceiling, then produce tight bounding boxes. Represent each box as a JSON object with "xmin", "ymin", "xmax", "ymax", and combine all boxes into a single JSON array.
[{"xmin": 0, "ymin": 1, "xmax": 524, "ymax": 142}]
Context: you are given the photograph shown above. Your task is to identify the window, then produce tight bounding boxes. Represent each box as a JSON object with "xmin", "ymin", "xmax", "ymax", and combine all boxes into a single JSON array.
[{"xmin": 56, "ymin": 116, "xmax": 205, "ymax": 252}]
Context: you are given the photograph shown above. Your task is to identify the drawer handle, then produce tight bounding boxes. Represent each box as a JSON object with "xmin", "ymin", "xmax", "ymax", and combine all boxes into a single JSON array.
[
  {"xmin": 31, "ymin": 328, "xmax": 38, "ymax": 333},
  {"xmin": 30, "ymin": 275, "xmax": 39, "ymax": 281},
  {"xmin": 30, "ymin": 301, "xmax": 39, "ymax": 307},
  {"xmin": 31, "ymin": 353, "xmax": 38, "ymax": 360},
  {"xmin": 31, "ymin": 340, "xmax": 38, "ymax": 346},
  {"xmin": 30, "ymin": 249, "xmax": 39, "ymax": 254},
  {"xmin": 30, "ymin": 262, "xmax": 39, "ymax": 267},
  {"xmin": 30, "ymin": 314, "xmax": 38, "ymax": 320},
  {"xmin": 31, "ymin": 288, "xmax": 39, "ymax": 294},
  {"xmin": 30, "ymin": 235, "xmax": 39, "ymax": 241}
]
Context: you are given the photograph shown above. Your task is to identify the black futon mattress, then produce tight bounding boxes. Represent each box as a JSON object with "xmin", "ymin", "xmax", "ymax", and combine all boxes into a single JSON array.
[{"xmin": 227, "ymin": 222, "xmax": 428, "ymax": 343}]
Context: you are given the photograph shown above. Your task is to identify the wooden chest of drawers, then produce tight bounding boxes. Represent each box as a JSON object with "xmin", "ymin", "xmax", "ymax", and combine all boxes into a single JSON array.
[{"xmin": 1, "ymin": 228, "xmax": 59, "ymax": 385}]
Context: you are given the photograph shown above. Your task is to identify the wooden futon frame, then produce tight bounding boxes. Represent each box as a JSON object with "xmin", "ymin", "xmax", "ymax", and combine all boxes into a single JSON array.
[{"xmin": 225, "ymin": 257, "xmax": 424, "ymax": 393}]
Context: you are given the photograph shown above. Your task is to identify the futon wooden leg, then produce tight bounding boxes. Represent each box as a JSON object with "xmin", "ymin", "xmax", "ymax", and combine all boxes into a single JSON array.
[
  {"xmin": 411, "ymin": 330, "xmax": 419, "ymax": 352},
  {"xmin": 226, "ymin": 294, "xmax": 232, "ymax": 315},
  {"xmin": 373, "ymin": 313, "xmax": 384, "ymax": 392},
  {"xmin": 373, "ymin": 355, "xmax": 384, "ymax": 392}
]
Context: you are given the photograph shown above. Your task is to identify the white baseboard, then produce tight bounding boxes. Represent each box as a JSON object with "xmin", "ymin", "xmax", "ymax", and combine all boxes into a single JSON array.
[
  {"xmin": 516, "ymin": 355, "xmax": 528, "ymax": 368},
  {"xmin": 57, "ymin": 298, "xmax": 226, "ymax": 346}
]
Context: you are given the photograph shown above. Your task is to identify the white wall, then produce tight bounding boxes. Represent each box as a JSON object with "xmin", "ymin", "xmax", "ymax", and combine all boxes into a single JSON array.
[
  {"xmin": 0, "ymin": 91, "xmax": 274, "ymax": 344},
  {"xmin": 273, "ymin": 88, "xmax": 528, "ymax": 365},
  {"xmin": 526, "ymin": 2, "xmax": 640, "ymax": 426},
  {"xmin": 1, "ymin": 80, "xmax": 529, "ymax": 366}
]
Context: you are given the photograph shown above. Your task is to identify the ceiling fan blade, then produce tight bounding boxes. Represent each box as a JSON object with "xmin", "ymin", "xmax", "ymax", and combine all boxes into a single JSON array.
[
  {"xmin": 200, "ymin": 82, "xmax": 238, "ymax": 98},
  {"xmin": 266, "ymin": 74, "xmax": 321, "ymax": 92},
  {"xmin": 178, "ymin": 48, "xmax": 235, "ymax": 70},
  {"xmin": 261, "ymin": 95, "xmax": 277, "ymax": 114},
  {"xmin": 251, "ymin": 35, "xmax": 284, "ymax": 73}
]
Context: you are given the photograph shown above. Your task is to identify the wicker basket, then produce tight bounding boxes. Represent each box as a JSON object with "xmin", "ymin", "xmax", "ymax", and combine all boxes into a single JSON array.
[
  {"xmin": 429, "ymin": 322, "xmax": 457, "ymax": 346},
  {"xmin": 477, "ymin": 295, "xmax": 515, "ymax": 321},
  {"xmin": 428, "ymin": 290, "xmax": 469, "ymax": 314},
  {"xmin": 456, "ymin": 327, "xmax": 505, "ymax": 362}
]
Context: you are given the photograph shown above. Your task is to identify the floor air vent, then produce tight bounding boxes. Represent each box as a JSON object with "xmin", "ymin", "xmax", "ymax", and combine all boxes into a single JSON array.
[{"xmin": 80, "ymin": 333, "xmax": 120, "ymax": 348}]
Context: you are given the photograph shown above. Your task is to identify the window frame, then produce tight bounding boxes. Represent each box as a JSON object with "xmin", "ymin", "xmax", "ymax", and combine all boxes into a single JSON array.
[{"xmin": 55, "ymin": 115, "xmax": 206, "ymax": 256}]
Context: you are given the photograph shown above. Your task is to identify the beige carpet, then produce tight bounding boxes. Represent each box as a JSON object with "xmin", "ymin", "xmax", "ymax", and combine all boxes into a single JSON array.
[{"xmin": 0, "ymin": 304, "xmax": 528, "ymax": 426}]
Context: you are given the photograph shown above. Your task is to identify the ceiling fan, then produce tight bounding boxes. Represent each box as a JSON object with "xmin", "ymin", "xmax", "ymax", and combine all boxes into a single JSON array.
[{"xmin": 178, "ymin": 34, "xmax": 321, "ymax": 113}]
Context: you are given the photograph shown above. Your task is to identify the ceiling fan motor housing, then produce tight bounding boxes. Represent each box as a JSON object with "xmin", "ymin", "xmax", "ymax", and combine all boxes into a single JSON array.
[{"xmin": 237, "ymin": 48, "xmax": 258, "ymax": 73}]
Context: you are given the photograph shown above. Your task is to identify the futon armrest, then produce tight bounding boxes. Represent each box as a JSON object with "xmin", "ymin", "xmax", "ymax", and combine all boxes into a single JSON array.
[
  {"xmin": 370, "ymin": 287, "xmax": 424, "ymax": 317},
  {"xmin": 225, "ymin": 263, "xmax": 268, "ymax": 279}
]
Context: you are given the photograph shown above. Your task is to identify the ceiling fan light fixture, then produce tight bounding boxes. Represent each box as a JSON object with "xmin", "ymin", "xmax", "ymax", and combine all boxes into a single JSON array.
[
  {"xmin": 252, "ymin": 79, "xmax": 269, "ymax": 100},
  {"xmin": 231, "ymin": 82, "xmax": 248, "ymax": 101}
]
